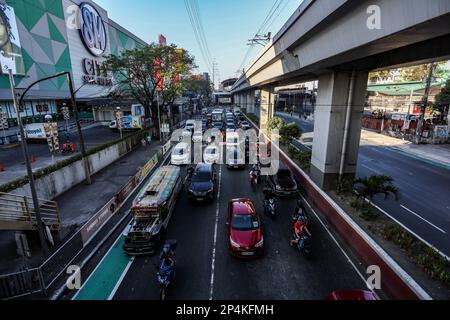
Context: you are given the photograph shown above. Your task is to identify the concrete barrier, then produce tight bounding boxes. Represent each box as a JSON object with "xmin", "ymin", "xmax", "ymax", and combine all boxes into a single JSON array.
[
  {"xmin": 244, "ymin": 113, "xmax": 431, "ymax": 300},
  {"xmin": 10, "ymin": 134, "xmax": 143, "ymax": 201}
]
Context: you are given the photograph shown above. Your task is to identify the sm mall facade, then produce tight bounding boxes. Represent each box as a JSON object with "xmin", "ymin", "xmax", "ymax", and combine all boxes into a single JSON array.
[{"xmin": 0, "ymin": 0, "xmax": 146, "ymax": 128}]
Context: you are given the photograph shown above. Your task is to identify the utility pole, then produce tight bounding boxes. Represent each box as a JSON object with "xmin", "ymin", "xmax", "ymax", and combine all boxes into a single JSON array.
[
  {"xmin": 415, "ymin": 62, "xmax": 436, "ymax": 144},
  {"xmin": 8, "ymin": 69, "xmax": 49, "ymax": 256}
]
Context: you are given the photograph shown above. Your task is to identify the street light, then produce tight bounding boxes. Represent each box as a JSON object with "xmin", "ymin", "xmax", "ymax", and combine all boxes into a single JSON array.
[{"xmin": 116, "ymin": 107, "xmax": 123, "ymax": 139}]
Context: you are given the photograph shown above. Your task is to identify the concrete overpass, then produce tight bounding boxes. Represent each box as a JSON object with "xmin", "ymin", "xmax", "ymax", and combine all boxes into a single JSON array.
[{"xmin": 232, "ymin": 0, "xmax": 450, "ymax": 189}]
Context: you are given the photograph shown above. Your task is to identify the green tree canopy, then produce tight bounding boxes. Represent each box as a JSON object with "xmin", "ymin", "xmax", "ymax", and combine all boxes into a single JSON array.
[{"xmin": 103, "ymin": 43, "xmax": 196, "ymax": 137}]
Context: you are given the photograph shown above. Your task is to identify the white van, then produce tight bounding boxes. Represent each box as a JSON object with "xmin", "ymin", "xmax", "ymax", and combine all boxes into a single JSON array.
[{"xmin": 171, "ymin": 142, "xmax": 191, "ymax": 165}]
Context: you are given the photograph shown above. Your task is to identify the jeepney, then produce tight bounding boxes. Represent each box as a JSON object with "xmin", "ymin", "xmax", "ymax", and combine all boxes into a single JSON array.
[{"xmin": 123, "ymin": 166, "xmax": 182, "ymax": 255}]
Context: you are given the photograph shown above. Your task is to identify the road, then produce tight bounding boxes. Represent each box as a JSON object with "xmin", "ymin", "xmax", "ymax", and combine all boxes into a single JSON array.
[
  {"xmin": 276, "ymin": 112, "xmax": 450, "ymax": 257},
  {"xmin": 72, "ymin": 142, "xmax": 379, "ymax": 300},
  {"xmin": 0, "ymin": 126, "xmax": 131, "ymax": 184}
]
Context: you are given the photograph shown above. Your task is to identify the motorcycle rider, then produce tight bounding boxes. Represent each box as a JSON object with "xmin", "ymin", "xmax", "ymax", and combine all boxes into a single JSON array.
[
  {"xmin": 159, "ymin": 243, "xmax": 176, "ymax": 281},
  {"xmin": 263, "ymin": 188, "xmax": 275, "ymax": 214},
  {"xmin": 290, "ymin": 216, "xmax": 312, "ymax": 248}
]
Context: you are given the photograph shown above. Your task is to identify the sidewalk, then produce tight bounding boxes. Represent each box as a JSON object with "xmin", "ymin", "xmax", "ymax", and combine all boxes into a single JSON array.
[
  {"xmin": 361, "ymin": 129, "xmax": 450, "ymax": 169},
  {"xmin": 0, "ymin": 141, "xmax": 162, "ymax": 274}
]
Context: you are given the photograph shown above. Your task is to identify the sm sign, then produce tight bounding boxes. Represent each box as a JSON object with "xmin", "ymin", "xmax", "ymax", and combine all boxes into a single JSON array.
[{"xmin": 79, "ymin": 2, "xmax": 107, "ymax": 57}]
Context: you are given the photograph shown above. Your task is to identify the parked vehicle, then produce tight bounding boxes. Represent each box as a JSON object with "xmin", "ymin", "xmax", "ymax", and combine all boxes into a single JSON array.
[
  {"xmin": 185, "ymin": 119, "xmax": 196, "ymax": 132},
  {"xmin": 268, "ymin": 169, "xmax": 298, "ymax": 196},
  {"xmin": 123, "ymin": 166, "xmax": 182, "ymax": 255},
  {"xmin": 226, "ymin": 198, "xmax": 264, "ymax": 258},
  {"xmin": 187, "ymin": 163, "xmax": 216, "ymax": 202},
  {"xmin": 171, "ymin": 143, "xmax": 191, "ymax": 165}
]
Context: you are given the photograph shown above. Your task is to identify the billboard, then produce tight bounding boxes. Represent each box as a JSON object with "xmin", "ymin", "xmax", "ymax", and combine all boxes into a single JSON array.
[
  {"xmin": 120, "ymin": 116, "xmax": 145, "ymax": 130},
  {"xmin": 0, "ymin": 4, "xmax": 25, "ymax": 75}
]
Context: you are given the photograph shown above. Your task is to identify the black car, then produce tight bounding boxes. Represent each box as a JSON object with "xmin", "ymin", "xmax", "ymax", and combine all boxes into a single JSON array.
[
  {"xmin": 188, "ymin": 163, "xmax": 216, "ymax": 202},
  {"xmin": 268, "ymin": 169, "xmax": 298, "ymax": 196}
]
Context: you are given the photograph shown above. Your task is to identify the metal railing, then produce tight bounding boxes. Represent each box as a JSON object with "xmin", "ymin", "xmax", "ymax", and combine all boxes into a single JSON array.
[{"xmin": 0, "ymin": 192, "xmax": 60, "ymax": 231}]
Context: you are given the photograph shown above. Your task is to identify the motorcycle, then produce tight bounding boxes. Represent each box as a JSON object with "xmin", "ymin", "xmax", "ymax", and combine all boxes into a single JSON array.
[
  {"xmin": 156, "ymin": 241, "xmax": 177, "ymax": 300},
  {"xmin": 292, "ymin": 205, "xmax": 310, "ymax": 226},
  {"xmin": 264, "ymin": 198, "xmax": 277, "ymax": 219},
  {"xmin": 249, "ymin": 170, "xmax": 259, "ymax": 192},
  {"xmin": 292, "ymin": 233, "xmax": 312, "ymax": 259}
]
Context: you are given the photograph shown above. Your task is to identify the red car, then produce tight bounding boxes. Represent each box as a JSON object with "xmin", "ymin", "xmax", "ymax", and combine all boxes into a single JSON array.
[
  {"xmin": 325, "ymin": 290, "xmax": 380, "ymax": 301},
  {"xmin": 226, "ymin": 198, "xmax": 264, "ymax": 258}
]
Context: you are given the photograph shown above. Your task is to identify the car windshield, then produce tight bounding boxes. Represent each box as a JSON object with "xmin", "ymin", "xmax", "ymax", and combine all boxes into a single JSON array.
[
  {"xmin": 174, "ymin": 148, "xmax": 185, "ymax": 155},
  {"xmin": 207, "ymin": 148, "xmax": 216, "ymax": 154},
  {"xmin": 231, "ymin": 214, "xmax": 259, "ymax": 230},
  {"xmin": 192, "ymin": 171, "xmax": 211, "ymax": 183}
]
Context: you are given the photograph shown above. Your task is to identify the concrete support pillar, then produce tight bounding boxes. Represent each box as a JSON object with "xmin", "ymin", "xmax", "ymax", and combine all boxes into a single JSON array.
[
  {"xmin": 260, "ymin": 86, "xmax": 275, "ymax": 131},
  {"xmin": 242, "ymin": 93, "xmax": 248, "ymax": 112},
  {"xmin": 247, "ymin": 91, "xmax": 255, "ymax": 114},
  {"xmin": 310, "ymin": 70, "xmax": 368, "ymax": 190}
]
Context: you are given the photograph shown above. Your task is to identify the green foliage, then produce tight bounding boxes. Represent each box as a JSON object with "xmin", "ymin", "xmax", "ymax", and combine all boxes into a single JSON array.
[
  {"xmin": 436, "ymin": 79, "xmax": 450, "ymax": 107},
  {"xmin": 287, "ymin": 144, "xmax": 311, "ymax": 172},
  {"xmin": 381, "ymin": 223, "xmax": 450, "ymax": 285},
  {"xmin": 267, "ymin": 117, "xmax": 286, "ymax": 131},
  {"xmin": 279, "ymin": 123, "xmax": 302, "ymax": 145},
  {"xmin": 336, "ymin": 178, "xmax": 355, "ymax": 195},
  {"xmin": 354, "ymin": 175, "xmax": 399, "ymax": 203}
]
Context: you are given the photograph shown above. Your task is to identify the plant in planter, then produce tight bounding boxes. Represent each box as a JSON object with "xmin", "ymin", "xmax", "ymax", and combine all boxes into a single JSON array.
[
  {"xmin": 354, "ymin": 175, "xmax": 399, "ymax": 220},
  {"xmin": 279, "ymin": 123, "xmax": 302, "ymax": 146}
]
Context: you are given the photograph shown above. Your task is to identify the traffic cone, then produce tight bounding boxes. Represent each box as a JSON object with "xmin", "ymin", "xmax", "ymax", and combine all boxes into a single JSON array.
[
  {"xmin": 0, "ymin": 163, "xmax": 4, "ymax": 172},
  {"xmin": 31, "ymin": 154, "xmax": 36, "ymax": 163}
]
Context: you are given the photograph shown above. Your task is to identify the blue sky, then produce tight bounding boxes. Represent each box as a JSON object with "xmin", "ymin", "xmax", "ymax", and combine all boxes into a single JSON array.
[{"xmin": 94, "ymin": 0, "xmax": 302, "ymax": 85}]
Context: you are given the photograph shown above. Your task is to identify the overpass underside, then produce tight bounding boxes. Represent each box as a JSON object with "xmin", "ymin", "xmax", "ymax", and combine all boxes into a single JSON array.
[{"xmin": 232, "ymin": 0, "xmax": 450, "ymax": 189}]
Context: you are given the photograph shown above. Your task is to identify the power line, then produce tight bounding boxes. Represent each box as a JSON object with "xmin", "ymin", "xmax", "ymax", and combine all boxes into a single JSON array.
[
  {"xmin": 184, "ymin": 0, "xmax": 213, "ymax": 74},
  {"xmin": 190, "ymin": 0, "xmax": 214, "ymax": 67}
]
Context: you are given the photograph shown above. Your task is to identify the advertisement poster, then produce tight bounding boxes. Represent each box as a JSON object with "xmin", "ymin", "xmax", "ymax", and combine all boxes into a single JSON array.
[{"xmin": 0, "ymin": 4, "xmax": 25, "ymax": 75}]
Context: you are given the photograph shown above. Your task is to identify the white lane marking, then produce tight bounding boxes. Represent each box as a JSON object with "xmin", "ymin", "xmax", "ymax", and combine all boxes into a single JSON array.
[
  {"xmin": 72, "ymin": 234, "xmax": 123, "ymax": 300},
  {"xmin": 209, "ymin": 166, "xmax": 222, "ymax": 300},
  {"xmin": 369, "ymin": 201, "xmax": 449, "ymax": 261},
  {"xmin": 400, "ymin": 205, "xmax": 446, "ymax": 234},
  {"xmin": 300, "ymin": 196, "xmax": 375, "ymax": 293},
  {"xmin": 108, "ymin": 256, "xmax": 135, "ymax": 300}
]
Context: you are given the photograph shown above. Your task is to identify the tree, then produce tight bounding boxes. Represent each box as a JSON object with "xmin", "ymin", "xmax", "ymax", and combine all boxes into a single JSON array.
[
  {"xmin": 368, "ymin": 61, "xmax": 449, "ymax": 83},
  {"xmin": 279, "ymin": 123, "xmax": 302, "ymax": 145},
  {"xmin": 104, "ymin": 44, "xmax": 195, "ymax": 138},
  {"xmin": 354, "ymin": 175, "xmax": 399, "ymax": 220},
  {"xmin": 436, "ymin": 79, "xmax": 450, "ymax": 107},
  {"xmin": 267, "ymin": 117, "xmax": 286, "ymax": 131}
]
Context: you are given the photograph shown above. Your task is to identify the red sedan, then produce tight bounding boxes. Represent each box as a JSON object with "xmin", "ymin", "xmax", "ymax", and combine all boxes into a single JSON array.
[
  {"xmin": 226, "ymin": 198, "xmax": 264, "ymax": 258},
  {"xmin": 325, "ymin": 290, "xmax": 380, "ymax": 300}
]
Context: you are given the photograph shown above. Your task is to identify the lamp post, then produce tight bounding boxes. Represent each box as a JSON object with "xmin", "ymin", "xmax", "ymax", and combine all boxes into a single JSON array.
[
  {"xmin": 8, "ymin": 69, "xmax": 49, "ymax": 256},
  {"xmin": 116, "ymin": 107, "xmax": 123, "ymax": 139}
]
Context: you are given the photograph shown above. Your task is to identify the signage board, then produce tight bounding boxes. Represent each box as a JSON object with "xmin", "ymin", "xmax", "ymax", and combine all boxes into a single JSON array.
[
  {"xmin": 0, "ymin": 4, "xmax": 25, "ymax": 75},
  {"xmin": 78, "ymin": 2, "xmax": 107, "ymax": 57}
]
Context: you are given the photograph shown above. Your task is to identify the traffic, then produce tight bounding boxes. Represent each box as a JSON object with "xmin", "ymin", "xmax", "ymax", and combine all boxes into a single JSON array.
[{"xmin": 107, "ymin": 106, "xmax": 378, "ymax": 301}]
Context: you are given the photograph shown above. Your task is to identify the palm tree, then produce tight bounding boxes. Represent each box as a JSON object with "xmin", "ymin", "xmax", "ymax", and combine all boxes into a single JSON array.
[{"xmin": 354, "ymin": 175, "xmax": 399, "ymax": 220}]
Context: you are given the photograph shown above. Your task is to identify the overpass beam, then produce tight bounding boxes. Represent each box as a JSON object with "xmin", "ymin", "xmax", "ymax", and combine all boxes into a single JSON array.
[
  {"xmin": 310, "ymin": 71, "xmax": 368, "ymax": 190},
  {"xmin": 260, "ymin": 86, "xmax": 275, "ymax": 131}
]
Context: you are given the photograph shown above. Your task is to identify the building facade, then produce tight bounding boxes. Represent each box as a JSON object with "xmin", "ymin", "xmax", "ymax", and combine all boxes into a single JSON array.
[{"xmin": 0, "ymin": 0, "xmax": 147, "ymax": 127}]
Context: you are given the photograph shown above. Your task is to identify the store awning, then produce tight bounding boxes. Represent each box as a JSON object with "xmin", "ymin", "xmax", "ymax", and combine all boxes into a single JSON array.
[{"xmin": 367, "ymin": 81, "xmax": 444, "ymax": 96}]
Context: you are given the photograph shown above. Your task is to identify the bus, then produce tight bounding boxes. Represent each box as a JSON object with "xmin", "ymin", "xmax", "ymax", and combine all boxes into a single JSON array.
[{"xmin": 123, "ymin": 166, "xmax": 182, "ymax": 255}]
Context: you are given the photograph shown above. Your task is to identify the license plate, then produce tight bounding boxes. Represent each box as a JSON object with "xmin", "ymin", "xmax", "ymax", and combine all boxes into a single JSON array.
[
  {"xmin": 197, "ymin": 198, "xmax": 205, "ymax": 201},
  {"xmin": 241, "ymin": 252, "xmax": 255, "ymax": 256}
]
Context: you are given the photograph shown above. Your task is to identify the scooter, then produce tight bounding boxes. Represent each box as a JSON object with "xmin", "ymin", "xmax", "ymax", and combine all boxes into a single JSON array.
[{"xmin": 156, "ymin": 240, "xmax": 177, "ymax": 300}]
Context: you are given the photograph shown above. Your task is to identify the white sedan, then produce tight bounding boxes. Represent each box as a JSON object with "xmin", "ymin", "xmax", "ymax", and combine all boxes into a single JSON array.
[
  {"xmin": 204, "ymin": 145, "xmax": 221, "ymax": 164},
  {"xmin": 171, "ymin": 143, "xmax": 191, "ymax": 165}
]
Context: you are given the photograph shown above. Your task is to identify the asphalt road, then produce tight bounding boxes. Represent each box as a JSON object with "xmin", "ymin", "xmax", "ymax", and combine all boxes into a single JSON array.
[
  {"xmin": 276, "ymin": 112, "xmax": 450, "ymax": 257},
  {"xmin": 108, "ymin": 149, "xmax": 373, "ymax": 300},
  {"xmin": 0, "ymin": 126, "xmax": 129, "ymax": 169}
]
